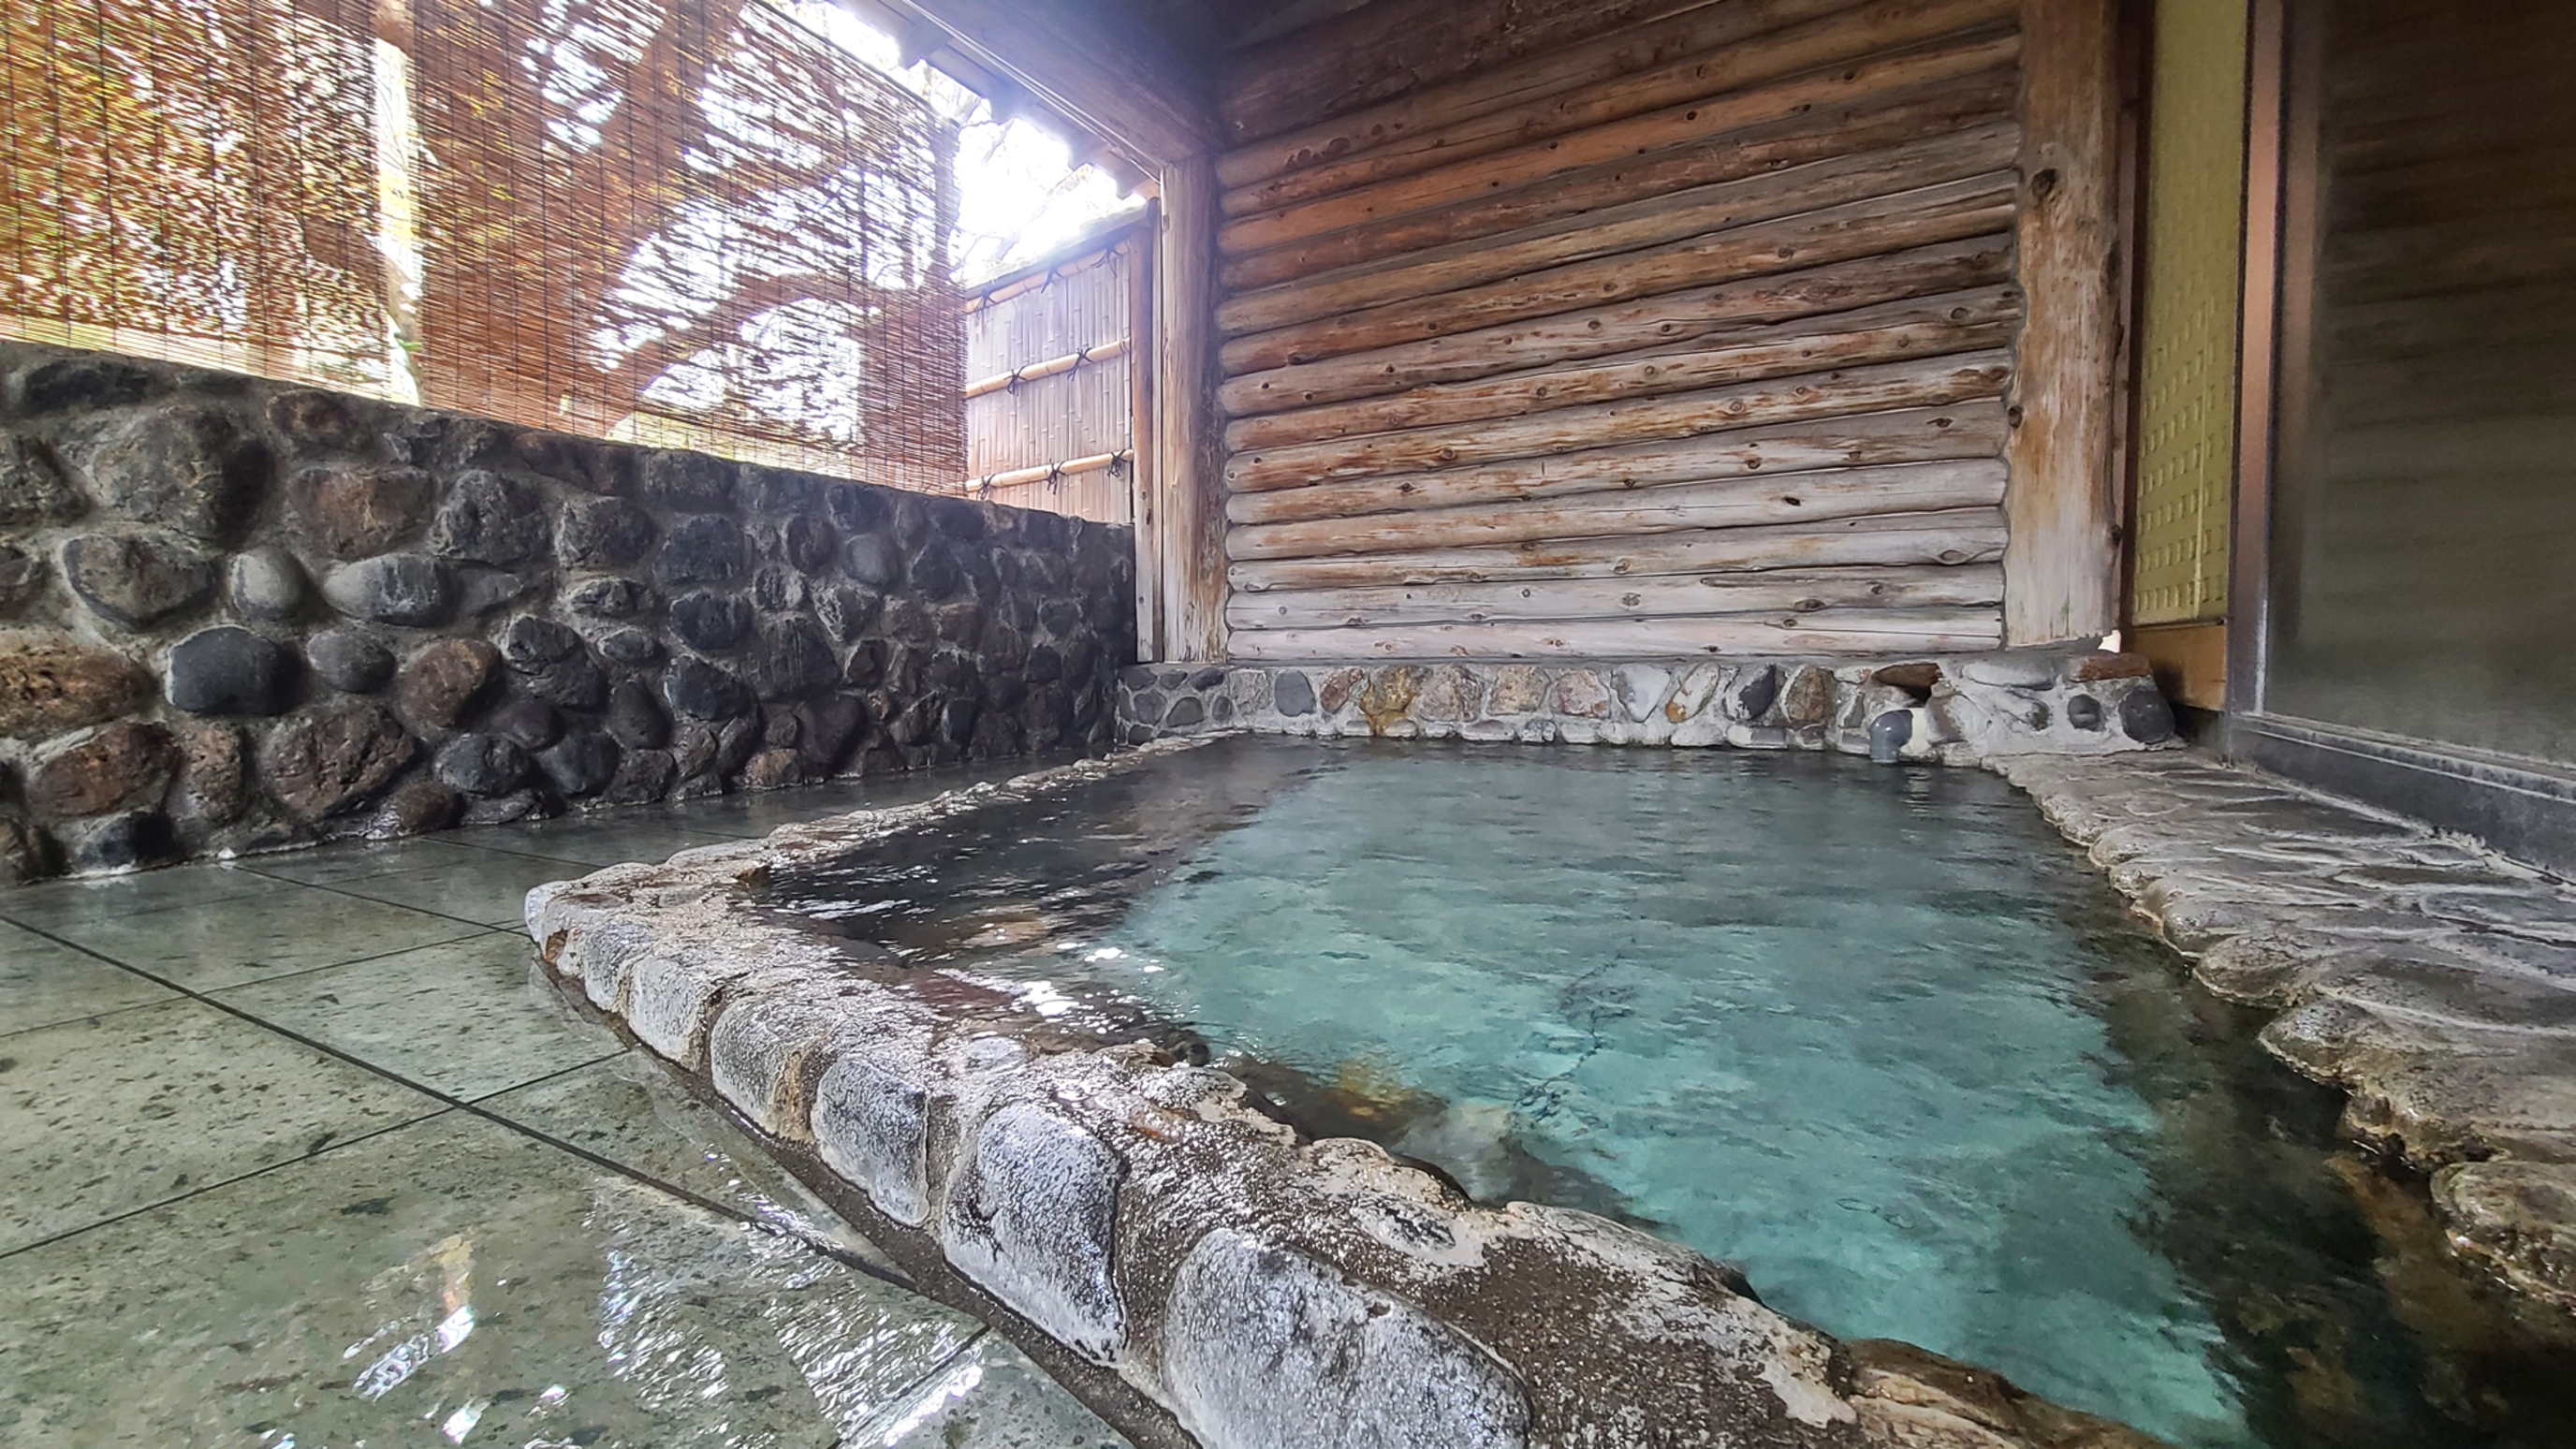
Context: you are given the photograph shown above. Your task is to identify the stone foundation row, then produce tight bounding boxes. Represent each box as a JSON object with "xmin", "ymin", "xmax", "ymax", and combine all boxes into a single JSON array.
[
  {"xmin": 523, "ymin": 744, "xmax": 2163, "ymax": 1449},
  {"xmin": 1115, "ymin": 649, "xmax": 2178, "ymax": 764},
  {"xmin": 1997, "ymin": 752, "xmax": 2576, "ymax": 1312}
]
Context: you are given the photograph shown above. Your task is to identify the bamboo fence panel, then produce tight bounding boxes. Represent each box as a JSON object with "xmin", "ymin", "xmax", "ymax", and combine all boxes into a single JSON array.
[{"xmin": 961, "ymin": 224, "xmax": 1141, "ymax": 523}]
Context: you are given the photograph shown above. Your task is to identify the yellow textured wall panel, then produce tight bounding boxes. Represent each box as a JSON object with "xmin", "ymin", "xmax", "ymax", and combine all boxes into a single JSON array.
[{"xmin": 2130, "ymin": 0, "xmax": 2248, "ymax": 625}]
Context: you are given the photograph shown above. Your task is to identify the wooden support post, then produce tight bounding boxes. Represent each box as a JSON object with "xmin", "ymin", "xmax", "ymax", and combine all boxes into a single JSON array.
[
  {"xmin": 2003, "ymin": 0, "xmax": 2124, "ymax": 644},
  {"xmin": 1128, "ymin": 201, "xmax": 1164, "ymax": 660},
  {"xmin": 1153, "ymin": 157, "xmax": 1229, "ymax": 661}
]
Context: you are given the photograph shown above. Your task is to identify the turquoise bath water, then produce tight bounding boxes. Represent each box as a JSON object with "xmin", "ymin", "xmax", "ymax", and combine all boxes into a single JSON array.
[{"xmin": 764, "ymin": 738, "xmax": 2576, "ymax": 1449}]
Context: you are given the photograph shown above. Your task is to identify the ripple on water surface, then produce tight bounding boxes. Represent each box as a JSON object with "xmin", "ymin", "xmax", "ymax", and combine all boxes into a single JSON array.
[{"xmin": 764, "ymin": 738, "xmax": 2576, "ymax": 1449}]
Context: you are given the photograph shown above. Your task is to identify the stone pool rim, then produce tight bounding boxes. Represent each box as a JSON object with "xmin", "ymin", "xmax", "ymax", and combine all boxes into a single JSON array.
[{"xmin": 522, "ymin": 740, "xmax": 2174, "ymax": 1449}]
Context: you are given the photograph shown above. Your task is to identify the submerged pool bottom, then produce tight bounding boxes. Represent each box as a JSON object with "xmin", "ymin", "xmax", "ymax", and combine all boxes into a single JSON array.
[{"xmin": 759, "ymin": 738, "xmax": 2576, "ymax": 1449}]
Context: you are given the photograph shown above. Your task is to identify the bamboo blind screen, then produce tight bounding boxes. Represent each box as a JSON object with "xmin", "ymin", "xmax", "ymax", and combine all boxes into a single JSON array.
[{"xmin": 0, "ymin": 0, "xmax": 963, "ymax": 490}]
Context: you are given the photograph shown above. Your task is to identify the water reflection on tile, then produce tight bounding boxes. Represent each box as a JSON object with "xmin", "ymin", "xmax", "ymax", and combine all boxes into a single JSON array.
[
  {"xmin": 36, "ymin": 877, "xmax": 489, "ymax": 990},
  {"xmin": 479, "ymin": 1052, "xmax": 891, "ymax": 1267},
  {"xmin": 213, "ymin": 934, "xmax": 619, "ymax": 1100},
  {"xmin": 0, "ymin": 998, "xmax": 443, "ymax": 1252},
  {"xmin": 0, "ymin": 919, "xmax": 175, "ymax": 1038},
  {"xmin": 0, "ymin": 860, "xmax": 273, "ymax": 933},
  {"xmin": 441, "ymin": 817, "xmax": 767, "ymax": 870},
  {"xmin": 0, "ymin": 1112, "xmax": 980, "ymax": 1447},
  {"xmin": 873, "ymin": 1334, "xmax": 1133, "ymax": 1448}
]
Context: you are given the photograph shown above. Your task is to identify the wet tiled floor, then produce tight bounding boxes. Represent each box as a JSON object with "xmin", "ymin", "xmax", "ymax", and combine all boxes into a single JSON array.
[{"xmin": 0, "ymin": 769, "xmax": 1130, "ymax": 1448}]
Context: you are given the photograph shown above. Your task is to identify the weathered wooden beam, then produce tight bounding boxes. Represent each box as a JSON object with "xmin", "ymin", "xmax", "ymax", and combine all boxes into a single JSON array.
[
  {"xmin": 1221, "ymin": 2, "xmax": 2018, "ymax": 241},
  {"xmin": 1228, "ymin": 459, "xmax": 2008, "ymax": 561},
  {"xmin": 1222, "ymin": 237, "xmax": 2013, "ymax": 417},
  {"xmin": 1222, "ymin": 0, "xmax": 1723, "ymax": 145},
  {"xmin": 1222, "ymin": 68, "xmax": 2018, "ymax": 292},
  {"xmin": 1219, "ymin": 0, "xmax": 1866, "ymax": 191},
  {"xmin": 1128, "ymin": 198, "xmax": 1164, "ymax": 660},
  {"xmin": 1152, "ymin": 157, "xmax": 1228, "ymax": 661},
  {"xmin": 1227, "ymin": 404, "xmax": 2007, "ymax": 525},
  {"xmin": 1222, "ymin": 607, "xmax": 2008, "ymax": 659},
  {"xmin": 1225, "ymin": 350, "xmax": 2014, "ymax": 492},
  {"xmin": 898, "ymin": 0, "xmax": 1218, "ymax": 162},
  {"xmin": 1221, "ymin": 172, "xmax": 2019, "ymax": 374},
  {"xmin": 1228, "ymin": 507, "xmax": 2010, "ymax": 592},
  {"xmin": 2001, "ymin": 0, "xmax": 2121, "ymax": 644},
  {"xmin": 1220, "ymin": 125, "xmax": 2016, "ymax": 342},
  {"xmin": 1228, "ymin": 564, "xmax": 2001, "ymax": 630},
  {"xmin": 1224, "ymin": 286, "xmax": 2021, "ymax": 453}
]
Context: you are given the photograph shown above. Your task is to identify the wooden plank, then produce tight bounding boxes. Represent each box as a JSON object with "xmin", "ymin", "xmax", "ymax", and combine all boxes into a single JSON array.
[
  {"xmin": 2130, "ymin": 621, "xmax": 2226, "ymax": 710},
  {"xmin": 900, "ymin": 0, "xmax": 1217, "ymax": 162},
  {"xmin": 1222, "ymin": 236, "xmax": 2013, "ymax": 417},
  {"xmin": 1220, "ymin": 125, "xmax": 2018, "ymax": 343},
  {"xmin": 1221, "ymin": 176, "xmax": 2019, "ymax": 374},
  {"xmin": 1219, "ymin": 0, "xmax": 1867, "ymax": 191},
  {"xmin": 1221, "ymin": 0, "xmax": 1724, "ymax": 144},
  {"xmin": 1222, "ymin": 68, "xmax": 2018, "ymax": 291},
  {"xmin": 1221, "ymin": 2, "xmax": 2019, "ymax": 239},
  {"xmin": 1222, "ymin": 607, "xmax": 2009, "ymax": 659},
  {"xmin": 1228, "ymin": 403, "xmax": 2007, "ymax": 525},
  {"xmin": 1152, "ymin": 157, "xmax": 1227, "ymax": 661},
  {"xmin": 1229, "ymin": 507, "xmax": 2010, "ymax": 591},
  {"xmin": 1225, "ymin": 350, "xmax": 2014, "ymax": 491},
  {"xmin": 1223, "ymin": 285, "xmax": 2021, "ymax": 453},
  {"xmin": 1228, "ymin": 459, "xmax": 2009, "ymax": 560},
  {"xmin": 1227, "ymin": 564, "xmax": 2003, "ymax": 629},
  {"xmin": 1128, "ymin": 198, "xmax": 1163, "ymax": 658},
  {"xmin": 2001, "ymin": 0, "xmax": 2121, "ymax": 643}
]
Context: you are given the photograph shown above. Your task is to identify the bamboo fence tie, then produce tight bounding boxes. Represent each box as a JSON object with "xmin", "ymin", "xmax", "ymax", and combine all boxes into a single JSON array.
[
  {"xmin": 962, "ymin": 335, "xmax": 1134, "ymax": 400},
  {"xmin": 959, "ymin": 449, "xmax": 1134, "ymax": 496}
]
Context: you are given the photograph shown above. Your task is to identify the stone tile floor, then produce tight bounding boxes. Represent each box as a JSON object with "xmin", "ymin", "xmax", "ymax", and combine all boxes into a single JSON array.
[{"xmin": 0, "ymin": 766, "xmax": 1131, "ymax": 1448}]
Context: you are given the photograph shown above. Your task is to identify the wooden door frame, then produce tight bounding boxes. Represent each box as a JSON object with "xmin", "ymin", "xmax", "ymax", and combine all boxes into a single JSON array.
[{"xmin": 2218, "ymin": 0, "xmax": 2576, "ymax": 873}]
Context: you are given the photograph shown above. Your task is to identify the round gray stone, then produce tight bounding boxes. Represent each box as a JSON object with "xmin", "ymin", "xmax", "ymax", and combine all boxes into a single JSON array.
[
  {"xmin": 62, "ymin": 531, "xmax": 216, "ymax": 630},
  {"xmin": 63, "ymin": 404, "xmax": 259, "ymax": 541},
  {"xmin": 167, "ymin": 626, "xmax": 300, "ymax": 716},
  {"xmin": 227, "ymin": 546, "xmax": 306, "ymax": 621},
  {"xmin": 432, "ymin": 732, "xmax": 531, "ymax": 795},
  {"xmin": 305, "ymin": 627, "xmax": 396, "ymax": 694},
  {"xmin": 428, "ymin": 469, "xmax": 549, "ymax": 566},
  {"xmin": 322, "ymin": 554, "xmax": 452, "ymax": 626}
]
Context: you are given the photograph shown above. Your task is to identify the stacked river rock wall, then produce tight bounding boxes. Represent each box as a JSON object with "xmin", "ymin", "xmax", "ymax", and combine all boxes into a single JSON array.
[
  {"xmin": 0, "ymin": 342, "xmax": 1133, "ymax": 882},
  {"xmin": 1117, "ymin": 652, "xmax": 2179, "ymax": 764}
]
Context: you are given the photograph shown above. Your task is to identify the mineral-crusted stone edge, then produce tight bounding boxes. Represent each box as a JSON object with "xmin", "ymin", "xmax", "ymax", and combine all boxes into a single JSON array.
[{"xmin": 521, "ymin": 742, "xmax": 2169, "ymax": 1449}]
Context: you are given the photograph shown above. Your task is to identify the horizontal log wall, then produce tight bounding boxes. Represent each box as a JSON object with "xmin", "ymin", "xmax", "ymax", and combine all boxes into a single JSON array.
[{"xmin": 1213, "ymin": 0, "xmax": 2033, "ymax": 660}]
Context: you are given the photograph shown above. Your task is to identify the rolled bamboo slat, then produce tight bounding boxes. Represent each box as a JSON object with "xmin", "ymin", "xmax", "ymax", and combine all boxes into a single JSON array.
[
  {"xmin": 1226, "ymin": 404, "xmax": 2007, "ymax": 525},
  {"xmin": 1227, "ymin": 507, "xmax": 2009, "ymax": 593},
  {"xmin": 1223, "ymin": 285, "xmax": 2020, "ymax": 453},
  {"xmin": 1222, "ymin": 607, "xmax": 2009, "ymax": 660},
  {"xmin": 1226, "ymin": 563, "xmax": 2003, "ymax": 630}
]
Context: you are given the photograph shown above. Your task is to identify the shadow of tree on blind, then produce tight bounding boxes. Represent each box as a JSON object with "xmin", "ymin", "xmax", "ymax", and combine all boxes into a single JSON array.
[{"xmin": 0, "ymin": 0, "xmax": 962, "ymax": 489}]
